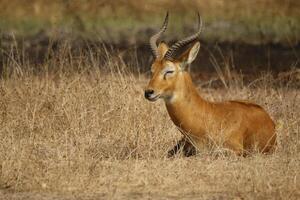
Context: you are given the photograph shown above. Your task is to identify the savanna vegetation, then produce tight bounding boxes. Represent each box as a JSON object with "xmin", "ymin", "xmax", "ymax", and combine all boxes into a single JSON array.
[
  {"xmin": 0, "ymin": 0, "xmax": 299, "ymax": 199},
  {"xmin": 0, "ymin": 0, "xmax": 299, "ymax": 44}
]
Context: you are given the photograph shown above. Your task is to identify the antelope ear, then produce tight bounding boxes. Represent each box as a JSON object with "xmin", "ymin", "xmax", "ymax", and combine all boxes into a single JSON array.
[
  {"xmin": 157, "ymin": 42, "xmax": 169, "ymax": 60},
  {"xmin": 187, "ymin": 42, "xmax": 200, "ymax": 64},
  {"xmin": 177, "ymin": 42, "xmax": 200, "ymax": 70}
]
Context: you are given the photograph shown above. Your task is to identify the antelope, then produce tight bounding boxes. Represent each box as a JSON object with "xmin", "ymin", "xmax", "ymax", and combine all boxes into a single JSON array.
[{"xmin": 145, "ymin": 12, "xmax": 276, "ymax": 157}]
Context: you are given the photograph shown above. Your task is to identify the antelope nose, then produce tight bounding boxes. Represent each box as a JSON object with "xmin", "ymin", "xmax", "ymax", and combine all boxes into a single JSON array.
[{"xmin": 144, "ymin": 89, "xmax": 154, "ymax": 99}]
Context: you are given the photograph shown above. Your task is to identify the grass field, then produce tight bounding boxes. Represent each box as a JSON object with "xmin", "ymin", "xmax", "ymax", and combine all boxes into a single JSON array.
[
  {"xmin": 0, "ymin": 0, "xmax": 299, "ymax": 45},
  {"xmin": 0, "ymin": 45, "xmax": 299, "ymax": 199}
]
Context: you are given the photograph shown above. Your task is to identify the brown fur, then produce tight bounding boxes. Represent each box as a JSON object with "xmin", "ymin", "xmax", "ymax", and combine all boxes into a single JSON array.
[{"xmin": 145, "ymin": 42, "xmax": 276, "ymax": 156}]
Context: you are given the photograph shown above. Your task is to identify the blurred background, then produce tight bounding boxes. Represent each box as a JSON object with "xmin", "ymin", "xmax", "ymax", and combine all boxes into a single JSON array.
[{"xmin": 0, "ymin": 0, "xmax": 299, "ymax": 78}]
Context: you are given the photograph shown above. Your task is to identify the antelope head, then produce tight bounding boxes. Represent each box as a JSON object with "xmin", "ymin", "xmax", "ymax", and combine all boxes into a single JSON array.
[{"xmin": 145, "ymin": 12, "xmax": 203, "ymax": 102}]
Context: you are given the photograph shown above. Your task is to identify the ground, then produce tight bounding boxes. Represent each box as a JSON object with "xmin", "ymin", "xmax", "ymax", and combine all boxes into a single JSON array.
[{"xmin": 0, "ymin": 59, "xmax": 299, "ymax": 199}]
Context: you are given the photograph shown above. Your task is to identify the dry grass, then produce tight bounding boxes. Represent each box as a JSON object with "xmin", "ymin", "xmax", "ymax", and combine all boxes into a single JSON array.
[{"xmin": 0, "ymin": 47, "xmax": 299, "ymax": 199}]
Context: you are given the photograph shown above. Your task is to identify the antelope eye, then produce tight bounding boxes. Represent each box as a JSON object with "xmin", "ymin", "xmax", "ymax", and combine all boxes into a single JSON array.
[{"xmin": 163, "ymin": 70, "xmax": 174, "ymax": 79}]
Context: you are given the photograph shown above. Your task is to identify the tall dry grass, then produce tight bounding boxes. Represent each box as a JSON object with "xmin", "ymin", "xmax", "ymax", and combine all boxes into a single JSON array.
[{"xmin": 0, "ymin": 45, "xmax": 299, "ymax": 199}]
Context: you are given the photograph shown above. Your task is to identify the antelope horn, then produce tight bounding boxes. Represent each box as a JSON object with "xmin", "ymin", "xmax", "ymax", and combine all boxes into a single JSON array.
[
  {"xmin": 164, "ymin": 12, "xmax": 203, "ymax": 61},
  {"xmin": 150, "ymin": 12, "xmax": 169, "ymax": 58}
]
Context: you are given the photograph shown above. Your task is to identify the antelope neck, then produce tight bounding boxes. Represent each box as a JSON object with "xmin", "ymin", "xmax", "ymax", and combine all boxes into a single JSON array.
[{"xmin": 165, "ymin": 72, "xmax": 209, "ymax": 117}]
